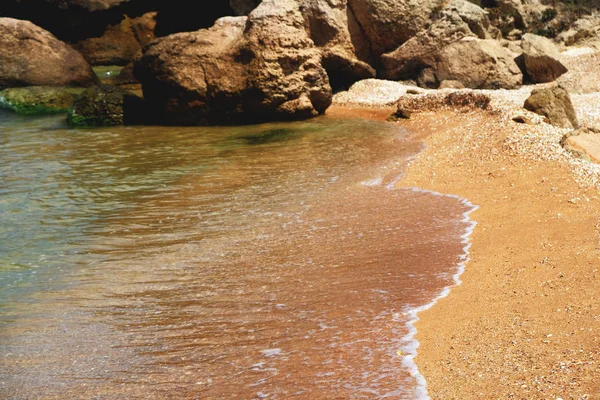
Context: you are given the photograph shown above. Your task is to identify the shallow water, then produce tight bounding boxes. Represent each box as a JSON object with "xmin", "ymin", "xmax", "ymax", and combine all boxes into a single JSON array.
[{"xmin": 0, "ymin": 111, "xmax": 472, "ymax": 399}]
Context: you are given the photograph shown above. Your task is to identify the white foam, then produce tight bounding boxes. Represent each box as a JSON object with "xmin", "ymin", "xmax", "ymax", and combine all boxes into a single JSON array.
[{"xmin": 395, "ymin": 187, "xmax": 478, "ymax": 399}]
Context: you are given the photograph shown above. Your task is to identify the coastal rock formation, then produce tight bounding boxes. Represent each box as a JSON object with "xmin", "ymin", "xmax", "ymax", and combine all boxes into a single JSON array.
[
  {"xmin": 347, "ymin": 0, "xmax": 442, "ymax": 56},
  {"xmin": 0, "ymin": 86, "xmax": 74, "ymax": 114},
  {"xmin": 300, "ymin": 0, "xmax": 375, "ymax": 90},
  {"xmin": 381, "ymin": 12, "xmax": 473, "ymax": 81},
  {"xmin": 75, "ymin": 12, "xmax": 156, "ymax": 66},
  {"xmin": 135, "ymin": 0, "xmax": 331, "ymax": 125},
  {"xmin": 435, "ymin": 37, "xmax": 523, "ymax": 89},
  {"xmin": 524, "ymin": 85, "xmax": 578, "ymax": 129},
  {"xmin": 67, "ymin": 83, "xmax": 145, "ymax": 126},
  {"xmin": 75, "ymin": 17, "xmax": 141, "ymax": 66},
  {"xmin": 557, "ymin": 15, "xmax": 600, "ymax": 47},
  {"xmin": 444, "ymin": 0, "xmax": 500, "ymax": 40},
  {"xmin": 0, "ymin": 18, "xmax": 98, "ymax": 89},
  {"xmin": 521, "ymin": 33, "xmax": 567, "ymax": 83}
]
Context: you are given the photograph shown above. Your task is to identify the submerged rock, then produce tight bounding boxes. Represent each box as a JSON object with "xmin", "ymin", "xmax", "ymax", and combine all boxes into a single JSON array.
[
  {"xmin": 0, "ymin": 18, "xmax": 98, "ymax": 89},
  {"xmin": 67, "ymin": 84, "xmax": 145, "ymax": 126},
  {"xmin": 0, "ymin": 86, "xmax": 74, "ymax": 114},
  {"xmin": 524, "ymin": 85, "xmax": 578, "ymax": 129}
]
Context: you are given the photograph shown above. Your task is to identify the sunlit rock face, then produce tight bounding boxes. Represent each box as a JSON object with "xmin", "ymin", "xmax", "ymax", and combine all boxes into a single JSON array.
[
  {"xmin": 0, "ymin": 17, "xmax": 98, "ymax": 89},
  {"xmin": 135, "ymin": 0, "xmax": 332, "ymax": 126}
]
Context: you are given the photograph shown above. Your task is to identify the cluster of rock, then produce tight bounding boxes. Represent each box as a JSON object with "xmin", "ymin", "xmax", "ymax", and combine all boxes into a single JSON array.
[{"xmin": 0, "ymin": 0, "xmax": 597, "ymax": 126}]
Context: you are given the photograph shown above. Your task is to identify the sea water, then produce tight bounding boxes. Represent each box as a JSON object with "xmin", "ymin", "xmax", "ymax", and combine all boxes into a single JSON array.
[{"xmin": 0, "ymin": 110, "xmax": 474, "ymax": 399}]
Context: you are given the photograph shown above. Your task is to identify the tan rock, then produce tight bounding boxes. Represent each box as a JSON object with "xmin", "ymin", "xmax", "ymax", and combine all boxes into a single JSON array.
[
  {"xmin": 300, "ymin": 0, "xmax": 375, "ymax": 90},
  {"xmin": 0, "ymin": 18, "xmax": 98, "ymax": 88},
  {"xmin": 524, "ymin": 85, "xmax": 578, "ymax": 129},
  {"xmin": 381, "ymin": 12, "xmax": 473, "ymax": 80},
  {"xmin": 521, "ymin": 33, "xmax": 567, "ymax": 83},
  {"xmin": 561, "ymin": 127, "xmax": 600, "ymax": 163},
  {"xmin": 135, "ymin": 0, "xmax": 332, "ymax": 125},
  {"xmin": 435, "ymin": 37, "xmax": 523, "ymax": 89},
  {"xmin": 347, "ymin": 0, "xmax": 443, "ymax": 56}
]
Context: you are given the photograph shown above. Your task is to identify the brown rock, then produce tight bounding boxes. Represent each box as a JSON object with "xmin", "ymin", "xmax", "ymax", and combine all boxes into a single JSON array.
[
  {"xmin": 347, "ymin": 0, "xmax": 442, "ymax": 56},
  {"xmin": 435, "ymin": 37, "xmax": 522, "ymax": 89},
  {"xmin": 439, "ymin": 80, "xmax": 465, "ymax": 89},
  {"xmin": 521, "ymin": 33, "xmax": 567, "ymax": 83},
  {"xmin": 135, "ymin": 0, "xmax": 331, "ymax": 125},
  {"xmin": 0, "ymin": 18, "xmax": 98, "ymax": 88},
  {"xmin": 381, "ymin": 12, "xmax": 473, "ymax": 80},
  {"xmin": 561, "ymin": 127, "xmax": 600, "ymax": 163},
  {"xmin": 130, "ymin": 12, "xmax": 157, "ymax": 47},
  {"xmin": 300, "ymin": 0, "xmax": 375, "ymax": 90},
  {"xmin": 524, "ymin": 85, "xmax": 578, "ymax": 129},
  {"xmin": 417, "ymin": 68, "xmax": 439, "ymax": 89},
  {"xmin": 444, "ymin": 0, "xmax": 500, "ymax": 39},
  {"xmin": 230, "ymin": 0, "xmax": 262, "ymax": 15},
  {"xmin": 75, "ymin": 17, "xmax": 141, "ymax": 66}
]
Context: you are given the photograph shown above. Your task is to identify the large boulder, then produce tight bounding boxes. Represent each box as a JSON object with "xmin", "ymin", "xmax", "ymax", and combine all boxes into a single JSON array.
[
  {"xmin": 300, "ymin": 0, "xmax": 375, "ymax": 90},
  {"xmin": 521, "ymin": 33, "xmax": 567, "ymax": 83},
  {"xmin": 0, "ymin": 86, "xmax": 74, "ymax": 114},
  {"xmin": 444, "ymin": 0, "xmax": 500, "ymax": 39},
  {"xmin": 0, "ymin": 18, "xmax": 98, "ymax": 89},
  {"xmin": 435, "ymin": 37, "xmax": 523, "ymax": 89},
  {"xmin": 67, "ymin": 83, "xmax": 145, "ymax": 126},
  {"xmin": 347, "ymin": 0, "xmax": 443, "ymax": 57},
  {"xmin": 381, "ymin": 12, "xmax": 473, "ymax": 81},
  {"xmin": 135, "ymin": 1, "xmax": 331, "ymax": 125},
  {"xmin": 524, "ymin": 85, "xmax": 578, "ymax": 129}
]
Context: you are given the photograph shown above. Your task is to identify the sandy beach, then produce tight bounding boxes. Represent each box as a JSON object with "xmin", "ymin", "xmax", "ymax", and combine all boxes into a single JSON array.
[{"xmin": 329, "ymin": 46, "xmax": 600, "ymax": 399}]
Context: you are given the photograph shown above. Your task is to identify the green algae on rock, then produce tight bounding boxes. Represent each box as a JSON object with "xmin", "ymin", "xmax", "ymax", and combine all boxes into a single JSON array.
[
  {"xmin": 0, "ymin": 86, "xmax": 74, "ymax": 114},
  {"xmin": 67, "ymin": 84, "xmax": 146, "ymax": 127}
]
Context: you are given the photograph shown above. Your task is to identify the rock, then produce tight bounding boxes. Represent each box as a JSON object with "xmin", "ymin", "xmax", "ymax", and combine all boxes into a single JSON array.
[
  {"xmin": 556, "ymin": 16, "xmax": 600, "ymax": 47},
  {"xmin": 387, "ymin": 106, "xmax": 411, "ymax": 120},
  {"xmin": 230, "ymin": 0, "xmax": 262, "ymax": 15},
  {"xmin": 381, "ymin": 12, "xmax": 473, "ymax": 80},
  {"xmin": 347, "ymin": 0, "xmax": 443, "ymax": 56},
  {"xmin": 112, "ymin": 62, "xmax": 139, "ymax": 85},
  {"xmin": 486, "ymin": 0, "xmax": 547, "ymax": 37},
  {"xmin": 417, "ymin": 68, "xmax": 439, "ymax": 89},
  {"xmin": 521, "ymin": 33, "xmax": 567, "ymax": 83},
  {"xmin": 75, "ymin": 17, "xmax": 142, "ymax": 66},
  {"xmin": 443, "ymin": 0, "xmax": 500, "ymax": 39},
  {"xmin": 130, "ymin": 12, "xmax": 157, "ymax": 47},
  {"xmin": 439, "ymin": 80, "xmax": 465, "ymax": 89},
  {"xmin": 435, "ymin": 37, "xmax": 523, "ymax": 89},
  {"xmin": 332, "ymin": 78, "xmax": 409, "ymax": 107},
  {"xmin": 0, "ymin": 86, "xmax": 74, "ymax": 114},
  {"xmin": 136, "ymin": 1, "xmax": 331, "ymax": 125},
  {"xmin": 561, "ymin": 127, "xmax": 600, "ymax": 163},
  {"xmin": 523, "ymin": 85, "xmax": 578, "ymax": 129},
  {"xmin": 512, "ymin": 114, "xmax": 534, "ymax": 124},
  {"xmin": 0, "ymin": 18, "xmax": 98, "ymax": 89},
  {"xmin": 300, "ymin": 0, "xmax": 375, "ymax": 90},
  {"xmin": 67, "ymin": 83, "xmax": 145, "ymax": 126}
]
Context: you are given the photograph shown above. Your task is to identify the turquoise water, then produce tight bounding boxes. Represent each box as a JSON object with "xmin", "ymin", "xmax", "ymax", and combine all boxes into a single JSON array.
[{"xmin": 0, "ymin": 110, "xmax": 471, "ymax": 399}]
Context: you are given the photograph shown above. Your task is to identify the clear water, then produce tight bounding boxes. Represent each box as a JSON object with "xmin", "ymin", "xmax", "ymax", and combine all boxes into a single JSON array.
[{"xmin": 0, "ymin": 111, "xmax": 472, "ymax": 399}]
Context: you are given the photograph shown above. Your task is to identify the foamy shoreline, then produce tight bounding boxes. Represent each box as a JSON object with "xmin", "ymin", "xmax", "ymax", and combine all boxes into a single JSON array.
[{"xmin": 329, "ymin": 45, "xmax": 600, "ymax": 398}]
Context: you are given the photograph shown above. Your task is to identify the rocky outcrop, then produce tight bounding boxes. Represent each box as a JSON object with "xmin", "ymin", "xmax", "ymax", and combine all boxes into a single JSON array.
[
  {"xmin": 523, "ymin": 85, "xmax": 578, "ymax": 129},
  {"xmin": 381, "ymin": 12, "xmax": 473, "ymax": 81},
  {"xmin": 300, "ymin": 0, "xmax": 375, "ymax": 90},
  {"xmin": 0, "ymin": 86, "xmax": 74, "ymax": 114},
  {"xmin": 0, "ymin": 18, "xmax": 98, "ymax": 89},
  {"xmin": 135, "ymin": 1, "xmax": 331, "ymax": 125},
  {"xmin": 67, "ymin": 83, "xmax": 145, "ymax": 126},
  {"xmin": 347, "ymin": 0, "xmax": 443, "ymax": 57},
  {"xmin": 435, "ymin": 37, "xmax": 522, "ymax": 89},
  {"xmin": 75, "ymin": 12, "xmax": 156, "ymax": 66},
  {"xmin": 521, "ymin": 33, "xmax": 567, "ymax": 83},
  {"xmin": 75, "ymin": 18, "xmax": 141, "ymax": 65},
  {"xmin": 444, "ymin": 0, "xmax": 500, "ymax": 40},
  {"xmin": 556, "ymin": 15, "xmax": 600, "ymax": 47}
]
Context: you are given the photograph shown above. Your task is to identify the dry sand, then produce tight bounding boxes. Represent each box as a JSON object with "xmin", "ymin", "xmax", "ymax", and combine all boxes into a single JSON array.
[{"xmin": 330, "ymin": 46, "xmax": 600, "ymax": 399}]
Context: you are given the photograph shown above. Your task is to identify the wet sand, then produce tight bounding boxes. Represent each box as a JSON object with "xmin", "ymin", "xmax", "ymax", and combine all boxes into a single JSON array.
[{"xmin": 329, "ymin": 104, "xmax": 600, "ymax": 398}]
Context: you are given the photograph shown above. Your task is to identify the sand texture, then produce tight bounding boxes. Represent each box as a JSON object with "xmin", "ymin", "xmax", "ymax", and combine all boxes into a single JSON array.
[{"xmin": 331, "ymin": 45, "xmax": 600, "ymax": 399}]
